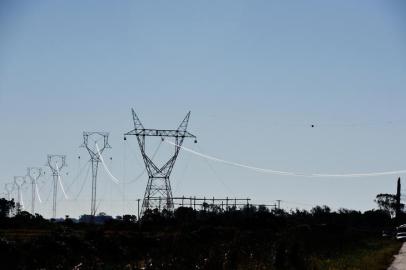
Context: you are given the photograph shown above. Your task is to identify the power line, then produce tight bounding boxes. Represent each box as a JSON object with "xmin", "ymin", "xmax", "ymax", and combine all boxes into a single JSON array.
[{"xmin": 165, "ymin": 140, "xmax": 406, "ymax": 178}]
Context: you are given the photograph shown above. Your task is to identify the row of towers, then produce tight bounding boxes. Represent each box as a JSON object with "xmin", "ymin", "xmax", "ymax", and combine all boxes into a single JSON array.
[{"xmin": 4, "ymin": 109, "xmax": 196, "ymax": 219}]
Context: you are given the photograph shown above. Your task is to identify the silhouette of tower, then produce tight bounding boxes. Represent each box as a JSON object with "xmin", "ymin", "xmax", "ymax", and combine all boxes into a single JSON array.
[
  {"xmin": 81, "ymin": 132, "xmax": 111, "ymax": 216},
  {"xmin": 124, "ymin": 109, "xmax": 196, "ymax": 215},
  {"xmin": 4, "ymin": 183, "xmax": 14, "ymax": 201},
  {"xmin": 14, "ymin": 176, "xmax": 26, "ymax": 210},
  {"xmin": 46, "ymin": 155, "xmax": 66, "ymax": 219},
  {"xmin": 27, "ymin": 167, "xmax": 43, "ymax": 215}
]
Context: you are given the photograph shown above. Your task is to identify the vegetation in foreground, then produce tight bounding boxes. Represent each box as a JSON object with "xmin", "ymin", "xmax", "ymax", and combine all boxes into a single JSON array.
[{"xmin": 0, "ymin": 198, "xmax": 403, "ymax": 270}]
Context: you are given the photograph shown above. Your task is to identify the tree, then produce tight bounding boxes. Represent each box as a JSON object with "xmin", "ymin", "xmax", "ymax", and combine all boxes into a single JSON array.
[
  {"xmin": 375, "ymin": 193, "xmax": 404, "ymax": 217},
  {"xmin": 0, "ymin": 198, "xmax": 15, "ymax": 218},
  {"xmin": 311, "ymin": 205, "xmax": 331, "ymax": 216},
  {"xmin": 123, "ymin": 214, "xmax": 137, "ymax": 223}
]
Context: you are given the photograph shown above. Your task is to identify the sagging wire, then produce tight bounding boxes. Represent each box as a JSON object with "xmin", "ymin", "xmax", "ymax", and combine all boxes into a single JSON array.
[
  {"xmin": 44, "ymin": 182, "xmax": 52, "ymax": 204},
  {"xmin": 74, "ymin": 162, "xmax": 92, "ymax": 200},
  {"xmin": 56, "ymin": 164, "xmax": 69, "ymax": 199},
  {"xmin": 66, "ymin": 160, "xmax": 91, "ymax": 193},
  {"xmin": 94, "ymin": 141, "xmax": 164, "ymax": 213},
  {"xmin": 96, "ymin": 143, "xmax": 119, "ymax": 184},
  {"xmin": 164, "ymin": 140, "xmax": 406, "ymax": 178},
  {"xmin": 128, "ymin": 137, "xmax": 145, "ymax": 170},
  {"xmin": 19, "ymin": 189, "xmax": 24, "ymax": 209},
  {"xmin": 35, "ymin": 181, "xmax": 42, "ymax": 203},
  {"xmin": 174, "ymin": 153, "xmax": 191, "ymax": 192},
  {"xmin": 92, "ymin": 139, "xmax": 164, "ymax": 215},
  {"xmin": 121, "ymin": 140, "xmax": 163, "ymax": 184},
  {"xmin": 195, "ymin": 143, "xmax": 234, "ymax": 196}
]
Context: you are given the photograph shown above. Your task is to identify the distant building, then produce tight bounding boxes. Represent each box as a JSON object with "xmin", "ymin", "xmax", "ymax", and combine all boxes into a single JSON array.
[{"xmin": 79, "ymin": 214, "xmax": 113, "ymax": 224}]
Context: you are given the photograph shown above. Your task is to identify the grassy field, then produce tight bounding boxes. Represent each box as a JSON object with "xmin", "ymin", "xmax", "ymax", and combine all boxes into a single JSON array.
[
  {"xmin": 1, "ymin": 228, "xmax": 400, "ymax": 270},
  {"xmin": 0, "ymin": 202, "xmax": 403, "ymax": 269},
  {"xmin": 308, "ymin": 238, "xmax": 402, "ymax": 270}
]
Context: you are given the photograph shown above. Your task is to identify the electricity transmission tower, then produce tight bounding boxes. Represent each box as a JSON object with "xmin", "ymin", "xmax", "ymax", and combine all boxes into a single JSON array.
[
  {"xmin": 46, "ymin": 155, "xmax": 66, "ymax": 219},
  {"xmin": 4, "ymin": 183, "xmax": 15, "ymax": 201},
  {"xmin": 81, "ymin": 132, "xmax": 111, "ymax": 216},
  {"xmin": 27, "ymin": 167, "xmax": 43, "ymax": 215},
  {"xmin": 124, "ymin": 109, "xmax": 197, "ymax": 215},
  {"xmin": 14, "ymin": 176, "xmax": 26, "ymax": 210}
]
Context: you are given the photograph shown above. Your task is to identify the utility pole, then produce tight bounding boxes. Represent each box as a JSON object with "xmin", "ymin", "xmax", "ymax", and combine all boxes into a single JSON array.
[
  {"xmin": 27, "ymin": 167, "xmax": 43, "ymax": 215},
  {"xmin": 124, "ymin": 109, "xmax": 197, "ymax": 215},
  {"xmin": 81, "ymin": 132, "xmax": 111, "ymax": 217},
  {"xmin": 14, "ymin": 176, "xmax": 26, "ymax": 211},
  {"xmin": 46, "ymin": 155, "xmax": 67, "ymax": 219}
]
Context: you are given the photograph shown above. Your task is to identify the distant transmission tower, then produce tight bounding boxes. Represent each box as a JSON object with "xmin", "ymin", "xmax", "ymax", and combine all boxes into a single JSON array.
[
  {"xmin": 27, "ymin": 167, "xmax": 43, "ymax": 215},
  {"xmin": 14, "ymin": 176, "xmax": 26, "ymax": 210},
  {"xmin": 4, "ymin": 183, "xmax": 15, "ymax": 201},
  {"xmin": 81, "ymin": 132, "xmax": 111, "ymax": 216},
  {"xmin": 46, "ymin": 155, "xmax": 67, "ymax": 219},
  {"xmin": 124, "ymin": 109, "xmax": 197, "ymax": 214}
]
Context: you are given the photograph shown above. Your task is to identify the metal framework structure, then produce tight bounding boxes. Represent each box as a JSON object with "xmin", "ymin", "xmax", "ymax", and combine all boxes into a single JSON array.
[
  {"xmin": 148, "ymin": 197, "xmax": 253, "ymax": 211},
  {"xmin": 81, "ymin": 132, "xmax": 111, "ymax": 216},
  {"xmin": 27, "ymin": 167, "xmax": 43, "ymax": 215},
  {"xmin": 4, "ymin": 183, "xmax": 14, "ymax": 201},
  {"xmin": 46, "ymin": 155, "xmax": 66, "ymax": 219},
  {"xmin": 136, "ymin": 196, "xmax": 277, "ymax": 212},
  {"xmin": 124, "ymin": 109, "xmax": 197, "ymax": 214},
  {"xmin": 14, "ymin": 176, "xmax": 26, "ymax": 210}
]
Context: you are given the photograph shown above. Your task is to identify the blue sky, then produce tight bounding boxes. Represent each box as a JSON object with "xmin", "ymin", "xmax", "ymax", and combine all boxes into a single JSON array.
[{"xmin": 1, "ymin": 1, "xmax": 406, "ymax": 218}]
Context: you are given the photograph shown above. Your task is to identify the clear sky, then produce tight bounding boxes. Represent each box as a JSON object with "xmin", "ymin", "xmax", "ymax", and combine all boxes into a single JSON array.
[{"xmin": 1, "ymin": 1, "xmax": 406, "ymax": 218}]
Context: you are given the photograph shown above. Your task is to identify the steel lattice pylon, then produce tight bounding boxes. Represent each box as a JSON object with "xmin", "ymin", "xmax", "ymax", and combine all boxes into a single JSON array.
[
  {"xmin": 124, "ymin": 109, "xmax": 197, "ymax": 215},
  {"xmin": 4, "ymin": 183, "xmax": 14, "ymax": 201},
  {"xmin": 14, "ymin": 176, "xmax": 26, "ymax": 211},
  {"xmin": 46, "ymin": 155, "xmax": 66, "ymax": 219},
  {"xmin": 81, "ymin": 132, "xmax": 111, "ymax": 216},
  {"xmin": 27, "ymin": 167, "xmax": 43, "ymax": 215}
]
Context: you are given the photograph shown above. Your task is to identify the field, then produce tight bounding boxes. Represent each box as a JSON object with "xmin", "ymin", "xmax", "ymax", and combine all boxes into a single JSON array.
[{"xmin": 0, "ymin": 204, "xmax": 403, "ymax": 269}]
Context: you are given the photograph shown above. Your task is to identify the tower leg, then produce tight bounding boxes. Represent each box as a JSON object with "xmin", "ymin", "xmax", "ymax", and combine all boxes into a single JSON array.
[
  {"xmin": 141, "ymin": 177, "xmax": 153, "ymax": 214},
  {"xmin": 31, "ymin": 180, "xmax": 35, "ymax": 215},
  {"xmin": 141, "ymin": 176, "xmax": 174, "ymax": 215},
  {"xmin": 52, "ymin": 174, "xmax": 58, "ymax": 219},
  {"xmin": 164, "ymin": 176, "xmax": 174, "ymax": 209},
  {"xmin": 90, "ymin": 160, "xmax": 99, "ymax": 216},
  {"xmin": 17, "ymin": 186, "xmax": 21, "ymax": 210}
]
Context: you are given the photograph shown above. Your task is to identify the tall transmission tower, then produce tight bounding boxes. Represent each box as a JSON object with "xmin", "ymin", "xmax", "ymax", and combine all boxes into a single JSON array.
[
  {"xmin": 14, "ymin": 176, "xmax": 26, "ymax": 210},
  {"xmin": 4, "ymin": 183, "xmax": 15, "ymax": 201},
  {"xmin": 27, "ymin": 167, "xmax": 43, "ymax": 215},
  {"xmin": 81, "ymin": 132, "xmax": 111, "ymax": 216},
  {"xmin": 124, "ymin": 109, "xmax": 197, "ymax": 215},
  {"xmin": 46, "ymin": 155, "xmax": 67, "ymax": 219}
]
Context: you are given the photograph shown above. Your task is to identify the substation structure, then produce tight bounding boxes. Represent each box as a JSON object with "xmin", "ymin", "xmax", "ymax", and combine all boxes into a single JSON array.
[
  {"xmin": 150, "ymin": 197, "xmax": 277, "ymax": 210},
  {"xmin": 135, "ymin": 196, "xmax": 277, "ymax": 216},
  {"xmin": 124, "ymin": 109, "xmax": 197, "ymax": 215}
]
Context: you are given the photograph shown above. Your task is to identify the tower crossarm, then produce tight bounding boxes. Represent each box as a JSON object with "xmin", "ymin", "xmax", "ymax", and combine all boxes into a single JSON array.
[{"xmin": 125, "ymin": 128, "xmax": 196, "ymax": 138}]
